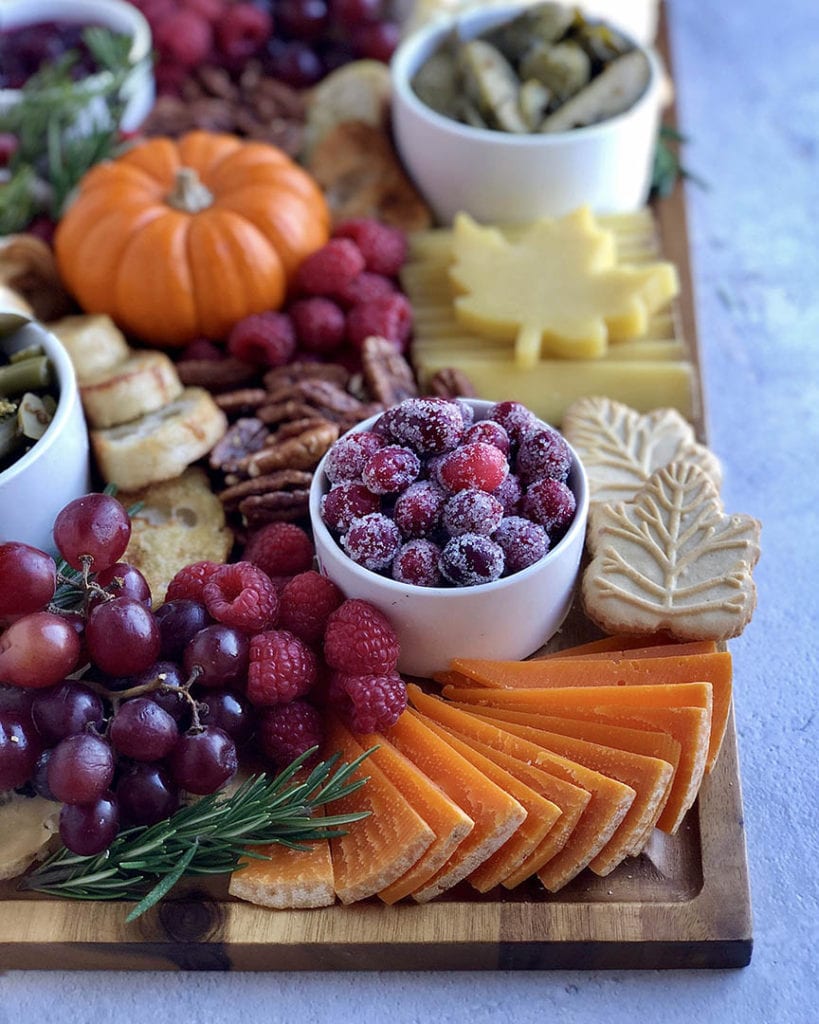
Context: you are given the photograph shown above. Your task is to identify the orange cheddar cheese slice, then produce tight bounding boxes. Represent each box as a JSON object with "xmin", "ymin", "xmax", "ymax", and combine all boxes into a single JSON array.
[
  {"xmin": 464, "ymin": 709, "xmax": 675, "ymax": 875},
  {"xmin": 384, "ymin": 710, "xmax": 527, "ymax": 902},
  {"xmin": 533, "ymin": 634, "xmax": 679, "ymax": 658},
  {"xmin": 408, "ymin": 685, "xmax": 589, "ymax": 888},
  {"xmin": 229, "ymin": 826, "xmax": 336, "ymax": 909},
  {"xmin": 446, "ymin": 652, "xmax": 731, "ymax": 772},
  {"xmin": 414, "ymin": 714, "xmax": 562, "ymax": 893},
  {"xmin": 325, "ymin": 717, "xmax": 435, "ymax": 904},
  {"xmin": 537, "ymin": 640, "xmax": 718, "ymax": 662},
  {"xmin": 360, "ymin": 733, "xmax": 475, "ymax": 906},
  {"xmin": 404, "ymin": 689, "xmax": 633, "ymax": 891}
]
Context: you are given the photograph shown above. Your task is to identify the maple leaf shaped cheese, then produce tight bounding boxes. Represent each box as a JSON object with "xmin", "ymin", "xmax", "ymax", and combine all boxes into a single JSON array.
[
  {"xmin": 448, "ymin": 207, "xmax": 679, "ymax": 367},
  {"xmin": 563, "ymin": 396, "xmax": 723, "ymax": 511},
  {"xmin": 582, "ymin": 462, "xmax": 762, "ymax": 641}
]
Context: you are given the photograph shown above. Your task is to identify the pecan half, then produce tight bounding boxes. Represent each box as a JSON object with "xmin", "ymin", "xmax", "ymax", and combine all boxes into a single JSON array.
[
  {"xmin": 257, "ymin": 399, "xmax": 323, "ymax": 426},
  {"xmin": 242, "ymin": 420, "xmax": 338, "ymax": 477},
  {"xmin": 210, "ymin": 417, "xmax": 269, "ymax": 474},
  {"xmin": 361, "ymin": 335, "xmax": 419, "ymax": 406},
  {"xmin": 425, "ymin": 367, "xmax": 478, "ymax": 399},
  {"xmin": 177, "ymin": 357, "xmax": 257, "ymax": 394},
  {"xmin": 263, "ymin": 362, "xmax": 350, "ymax": 392},
  {"xmin": 219, "ymin": 468, "xmax": 313, "ymax": 510},
  {"xmin": 215, "ymin": 387, "xmax": 268, "ymax": 418}
]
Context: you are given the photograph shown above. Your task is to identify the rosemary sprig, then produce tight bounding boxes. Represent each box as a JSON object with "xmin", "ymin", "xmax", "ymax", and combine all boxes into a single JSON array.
[
  {"xmin": 22, "ymin": 748, "xmax": 374, "ymax": 921},
  {"xmin": 651, "ymin": 124, "xmax": 708, "ymax": 198}
]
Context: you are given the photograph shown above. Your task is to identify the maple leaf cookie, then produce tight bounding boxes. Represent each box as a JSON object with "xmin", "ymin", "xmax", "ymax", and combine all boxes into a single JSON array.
[{"xmin": 582, "ymin": 461, "xmax": 761, "ymax": 641}]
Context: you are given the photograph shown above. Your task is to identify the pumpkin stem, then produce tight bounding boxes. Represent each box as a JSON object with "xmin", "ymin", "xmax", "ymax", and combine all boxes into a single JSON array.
[{"xmin": 166, "ymin": 167, "xmax": 213, "ymax": 213}]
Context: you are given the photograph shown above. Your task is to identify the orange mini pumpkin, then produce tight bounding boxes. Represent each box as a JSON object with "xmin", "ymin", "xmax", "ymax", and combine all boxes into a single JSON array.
[{"xmin": 54, "ymin": 131, "xmax": 331, "ymax": 346}]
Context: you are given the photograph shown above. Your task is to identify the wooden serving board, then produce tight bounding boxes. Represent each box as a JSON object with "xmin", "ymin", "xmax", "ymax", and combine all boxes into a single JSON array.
[{"xmin": 0, "ymin": 8, "xmax": 752, "ymax": 971}]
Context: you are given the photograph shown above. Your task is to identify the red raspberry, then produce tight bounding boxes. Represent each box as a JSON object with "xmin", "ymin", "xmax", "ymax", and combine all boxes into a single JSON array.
[
  {"xmin": 228, "ymin": 312, "xmax": 296, "ymax": 367},
  {"xmin": 324, "ymin": 599, "xmax": 400, "ymax": 675},
  {"xmin": 294, "ymin": 238, "xmax": 365, "ymax": 297},
  {"xmin": 392, "ymin": 539, "xmax": 443, "ymax": 587},
  {"xmin": 439, "ymin": 534, "xmax": 505, "ymax": 586},
  {"xmin": 329, "ymin": 671, "xmax": 407, "ymax": 734},
  {"xmin": 393, "ymin": 480, "xmax": 447, "ymax": 538},
  {"xmin": 463, "ymin": 419, "xmax": 510, "ymax": 457},
  {"xmin": 244, "ymin": 523, "xmax": 314, "ymax": 577},
  {"xmin": 438, "ymin": 442, "xmax": 509, "ymax": 494},
  {"xmin": 521, "ymin": 479, "xmax": 577, "ymax": 534},
  {"xmin": 346, "ymin": 294, "xmax": 413, "ymax": 351},
  {"xmin": 179, "ymin": 0, "xmax": 224, "ymax": 23},
  {"xmin": 361, "ymin": 445, "xmax": 420, "ymax": 494},
  {"xmin": 516, "ymin": 427, "xmax": 572, "ymax": 483},
  {"xmin": 202, "ymin": 561, "xmax": 279, "ymax": 632},
  {"xmin": 154, "ymin": 10, "xmax": 214, "ymax": 69},
  {"xmin": 341, "ymin": 513, "xmax": 402, "ymax": 571},
  {"xmin": 385, "ymin": 397, "xmax": 464, "ymax": 455},
  {"xmin": 289, "ymin": 297, "xmax": 346, "ymax": 354},
  {"xmin": 489, "ymin": 401, "xmax": 539, "ymax": 448},
  {"xmin": 164, "ymin": 561, "xmax": 221, "ymax": 604},
  {"xmin": 493, "ymin": 516, "xmax": 551, "ymax": 573},
  {"xmin": 278, "ymin": 570, "xmax": 344, "ymax": 645},
  {"xmin": 215, "ymin": 2, "xmax": 272, "ymax": 62},
  {"xmin": 258, "ymin": 700, "xmax": 325, "ymax": 769},
  {"xmin": 335, "ymin": 272, "xmax": 396, "ymax": 308},
  {"xmin": 333, "ymin": 219, "xmax": 408, "ymax": 277},
  {"xmin": 324, "ymin": 430, "xmax": 384, "ymax": 484},
  {"xmin": 442, "ymin": 489, "xmax": 504, "ymax": 537},
  {"xmin": 493, "ymin": 471, "xmax": 523, "ymax": 514},
  {"xmin": 247, "ymin": 629, "xmax": 318, "ymax": 706},
  {"xmin": 320, "ymin": 481, "xmax": 381, "ymax": 533}
]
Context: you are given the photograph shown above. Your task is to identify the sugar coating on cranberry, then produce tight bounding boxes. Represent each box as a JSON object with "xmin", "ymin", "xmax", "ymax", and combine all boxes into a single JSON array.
[
  {"xmin": 493, "ymin": 516, "xmax": 551, "ymax": 573},
  {"xmin": 489, "ymin": 401, "xmax": 539, "ymax": 447},
  {"xmin": 392, "ymin": 539, "xmax": 444, "ymax": 587},
  {"xmin": 493, "ymin": 471, "xmax": 523, "ymax": 514},
  {"xmin": 439, "ymin": 533, "xmax": 505, "ymax": 586},
  {"xmin": 516, "ymin": 427, "xmax": 572, "ymax": 483},
  {"xmin": 362, "ymin": 445, "xmax": 421, "ymax": 494},
  {"xmin": 324, "ymin": 430, "xmax": 385, "ymax": 484},
  {"xmin": 442, "ymin": 488, "xmax": 504, "ymax": 537},
  {"xmin": 321, "ymin": 482, "xmax": 381, "ymax": 533},
  {"xmin": 341, "ymin": 513, "xmax": 402, "ymax": 570},
  {"xmin": 463, "ymin": 419, "xmax": 511, "ymax": 456},
  {"xmin": 522, "ymin": 478, "xmax": 577, "ymax": 533},
  {"xmin": 385, "ymin": 397, "xmax": 464, "ymax": 455},
  {"xmin": 393, "ymin": 480, "xmax": 446, "ymax": 538},
  {"xmin": 453, "ymin": 399, "xmax": 475, "ymax": 429},
  {"xmin": 438, "ymin": 441, "xmax": 508, "ymax": 494}
]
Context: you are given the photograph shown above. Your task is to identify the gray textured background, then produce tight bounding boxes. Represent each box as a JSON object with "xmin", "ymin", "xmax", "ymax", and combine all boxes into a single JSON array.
[{"xmin": 2, "ymin": 0, "xmax": 817, "ymax": 1019}]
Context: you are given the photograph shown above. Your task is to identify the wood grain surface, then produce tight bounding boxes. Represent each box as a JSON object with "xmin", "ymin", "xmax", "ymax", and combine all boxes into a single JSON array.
[{"xmin": 0, "ymin": 6, "xmax": 752, "ymax": 971}]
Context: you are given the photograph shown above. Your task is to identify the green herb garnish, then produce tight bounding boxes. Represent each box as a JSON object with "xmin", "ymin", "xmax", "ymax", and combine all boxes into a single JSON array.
[{"xmin": 651, "ymin": 124, "xmax": 708, "ymax": 198}]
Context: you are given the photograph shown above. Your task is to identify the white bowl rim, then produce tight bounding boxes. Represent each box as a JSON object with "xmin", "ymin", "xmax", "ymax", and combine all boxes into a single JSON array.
[
  {"xmin": 0, "ymin": 316, "xmax": 81, "ymax": 488},
  {"xmin": 0, "ymin": 0, "xmax": 152, "ymax": 102},
  {"xmin": 309, "ymin": 399, "xmax": 589, "ymax": 598},
  {"xmin": 391, "ymin": 2, "xmax": 663, "ymax": 148}
]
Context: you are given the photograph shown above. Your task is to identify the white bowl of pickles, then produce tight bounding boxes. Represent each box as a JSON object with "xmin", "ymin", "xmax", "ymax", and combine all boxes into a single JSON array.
[{"xmin": 391, "ymin": 1, "xmax": 664, "ymax": 224}]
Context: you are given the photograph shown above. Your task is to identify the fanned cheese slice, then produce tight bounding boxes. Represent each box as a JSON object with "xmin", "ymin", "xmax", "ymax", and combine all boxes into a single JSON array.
[
  {"xmin": 362, "ymin": 733, "xmax": 475, "ymax": 906},
  {"xmin": 467, "ymin": 711, "xmax": 674, "ymax": 875},
  {"xmin": 229, "ymin": 827, "xmax": 335, "ymax": 909},
  {"xmin": 535, "ymin": 639, "xmax": 718, "ymax": 661},
  {"xmin": 384, "ymin": 710, "xmax": 526, "ymax": 902},
  {"xmin": 325, "ymin": 717, "xmax": 435, "ymax": 904},
  {"xmin": 415, "ymin": 715, "xmax": 561, "ymax": 893}
]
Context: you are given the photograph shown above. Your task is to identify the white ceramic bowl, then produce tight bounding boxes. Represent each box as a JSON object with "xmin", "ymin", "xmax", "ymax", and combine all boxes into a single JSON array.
[
  {"xmin": 390, "ymin": 4, "xmax": 663, "ymax": 224},
  {"xmin": 309, "ymin": 400, "xmax": 589, "ymax": 678},
  {"xmin": 0, "ymin": 0, "xmax": 155, "ymax": 134},
  {"xmin": 0, "ymin": 313, "xmax": 91, "ymax": 553}
]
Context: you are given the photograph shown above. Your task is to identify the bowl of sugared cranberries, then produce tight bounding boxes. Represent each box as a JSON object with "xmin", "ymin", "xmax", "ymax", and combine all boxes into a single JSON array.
[{"xmin": 309, "ymin": 397, "xmax": 588, "ymax": 677}]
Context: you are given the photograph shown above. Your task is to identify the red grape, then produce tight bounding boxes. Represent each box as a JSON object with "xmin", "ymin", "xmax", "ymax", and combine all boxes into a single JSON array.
[
  {"xmin": 183, "ymin": 624, "xmax": 249, "ymax": 688},
  {"xmin": 92, "ymin": 563, "xmax": 152, "ymax": 608},
  {"xmin": 32, "ymin": 748, "xmax": 56, "ymax": 800},
  {"xmin": 0, "ymin": 611, "xmax": 81, "ymax": 689},
  {"xmin": 85, "ymin": 597, "xmax": 160, "ymax": 677},
  {"xmin": 330, "ymin": 0, "xmax": 382, "ymax": 27},
  {"xmin": 53, "ymin": 494, "xmax": 131, "ymax": 572},
  {"xmin": 155, "ymin": 599, "xmax": 211, "ymax": 660},
  {"xmin": 198, "ymin": 690, "xmax": 254, "ymax": 746},
  {"xmin": 169, "ymin": 726, "xmax": 238, "ymax": 794},
  {"xmin": 117, "ymin": 763, "xmax": 179, "ymax": 827},
  {"xmin": 59, "ymin": 792, "xmax": 120, "ymax": 855},
  {"xmin": 110, "ymin": 698, "xmax": 179, "ymax": 761},
  {"xmin": 265, "ymin": 39, "xmax": 323, "ymax": 87},
  {"xmin": 0, "ymin": 542, "xmax": 56, "ymax": 618},
  {"xmin": 31, "ymin": 681, "xmax": 105, "ymax": 744},
  {"xmin": 277, "ymin": 0, "xmax": 329, "ymax": 39},
  {"xmin": 0, "ymin": 710, "xmax": 42, "ymax": 790},
  {"xmin": 47, "ymin": 733, "xmax": 114, "ymax": 805},
  {"xmin": 350, "ymin": 20, "xmax": 399, "ymax": 62}
]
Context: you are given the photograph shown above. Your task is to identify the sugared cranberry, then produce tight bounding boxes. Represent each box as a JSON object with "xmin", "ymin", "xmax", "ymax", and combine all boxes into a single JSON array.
[{"xmin": 439, "ymin": 534, "xmax": 505, "ymax": 587}]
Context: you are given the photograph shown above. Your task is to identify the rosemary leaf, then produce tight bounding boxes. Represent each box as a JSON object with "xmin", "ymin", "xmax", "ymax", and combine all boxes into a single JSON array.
[{"xmin": 125, "ymin": 843, "xmax": 199, "ymax": 923}]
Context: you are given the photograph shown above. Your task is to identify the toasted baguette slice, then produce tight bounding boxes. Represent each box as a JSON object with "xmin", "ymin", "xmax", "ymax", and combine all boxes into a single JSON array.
[
  {"xmin": 0, "ymin": 791, "xmax": 59, "ymax": 880},
  {"xmin": 91, "ymin": 387, "xmax": 227, "ymax": 491},
  {"xmin": 80, "ymin": 350, "xmax": 183, "ymax": 429},
  {"xmin": 48, "ymin": 314, "xmax": 130, "ymax": 382},
  {"xmin": 118, "ymin": 467, "xmax": 233, "ymax": 605}
]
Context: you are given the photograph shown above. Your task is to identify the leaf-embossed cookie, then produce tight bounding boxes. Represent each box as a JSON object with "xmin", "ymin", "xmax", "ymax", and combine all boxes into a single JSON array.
[
  {"xmin": 563, "ymin": 396, "xmax": 722, "ymax": 513},
  {"xmin": 582, "ymin": 461, "xmax": 761, "ymax": 641}
]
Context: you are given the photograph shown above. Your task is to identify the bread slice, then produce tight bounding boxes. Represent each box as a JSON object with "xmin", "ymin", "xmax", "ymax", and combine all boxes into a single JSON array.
[
  {"xmin": 0, "ymin": 790, "xmax": 59, "ymax": 880},
  {"xmin": 118, "ymin": 467, "xmax": 233, "ymax": 605},
  {"xmin": 91, "ymin": 387, "xmax": 227, "ymax": 491},
  {"xmin": 80, "ymin": 350, "xmax": 183, "ymax": 429},
  {"xmin": 47, "ymin": 314, "xmax": 130, "ymax": 383}
]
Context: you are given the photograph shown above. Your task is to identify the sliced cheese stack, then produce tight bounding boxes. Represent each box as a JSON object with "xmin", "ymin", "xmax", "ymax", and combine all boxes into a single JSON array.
[
  {"xmin": 49, "ymin": 313, "xmax": 226, "ymax": 490},
  {"xmin": 403, "ymin": 209, "xmax": 697, "ymax": 425}
]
